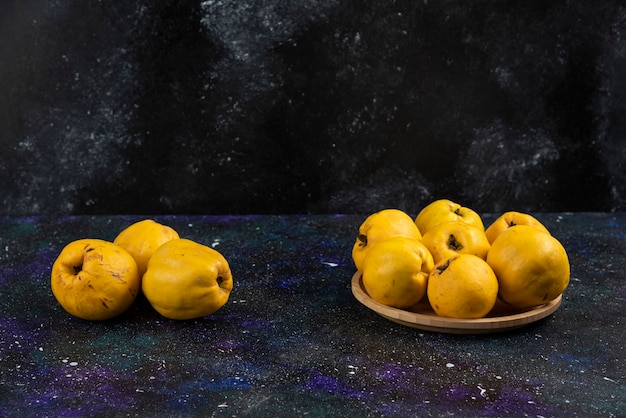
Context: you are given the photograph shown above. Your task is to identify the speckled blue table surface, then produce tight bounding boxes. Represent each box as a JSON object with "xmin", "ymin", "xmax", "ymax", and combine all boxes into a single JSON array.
[{"xmin": 1, "ymin": 213, "xmax": 624, "ymax": 417}]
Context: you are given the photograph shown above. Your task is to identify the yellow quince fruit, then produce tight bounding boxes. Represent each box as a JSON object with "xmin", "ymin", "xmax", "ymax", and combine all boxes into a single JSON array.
[
  {"xmin": 421, "ymin": 221, "xmax": 490, "ymax": 264},
  {"xmin": 51, "ymin": 239, "xmax": 140, "ymax": 320},
  {"xmin": 352, "ymin": 209, "xmax": 422, "ymax": 272},
  {"xmin": 487, "ymin": 225, "xmax": 569, "ymax": 309},
  {"xmin": 142, "ymin": 238, "xmax": 233, "ymax": 320},
  {"xmin": 113, "ymin": 219, "xmax": 180, "ymax": 278},
  {"xmin": 485, "ymin": 211, "xmax": 550, "ymax": 244},
  {"xmin": 361, "ymin": 237, "xmax": 434, "ymax": 309},
  {"xmin": 427, "ymin": 254, "xmax": 499, "ymax": 319},
  {"xmin": 415, "ymin": 199, "xmax": 484, "ymax": 235}
]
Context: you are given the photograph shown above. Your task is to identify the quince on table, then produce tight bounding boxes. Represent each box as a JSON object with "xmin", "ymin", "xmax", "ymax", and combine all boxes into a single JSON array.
[
  {"xmin": 142, "ymin": 238, "xmax": 234, "ymax": 320},
  {"xmin": 51, "ymin": 239, "xmax": 140, "ymax": 320},
  {"xmin": 415, "ymin": 199, "xmax": 484, "ymax": 235},
  {"xmin": 427, "ymin": 254, "xmax": 499, "ymax": 319},
  {"xmin": 487, "ymin": 225, "xmax": 569, "ymax": 309},
  {"xmin": 113, "ymin": 219, "xmax": 179, "ymax": 278},
  {"xmin": 421, "ymin": 221, "xmax": 490, "ymax": 264},
  {"xmin": 485, "ymin": 211, "xmax": 550, "ymax": 244},
  {"xmin": 352, "ymin": 208, "xmax": 422, "ymax": 272},
  {"xmin": 361, "ymin": 237, "xmax": 434, "ymax": 309}
]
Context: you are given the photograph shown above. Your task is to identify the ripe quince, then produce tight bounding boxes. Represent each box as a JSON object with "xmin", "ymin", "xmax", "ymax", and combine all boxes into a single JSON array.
[
  {"xmin": 113, "ymin": 219, "xmax": 180, "ymax": 278},
  {"xmin": 415, "ymin": 199, "xmax": 484, "ymax": 235},
  {"xmin": 361, "ymin": 237, "xmax": 434, "ymax": 309},
  {"xmin": 487, "ymin": 225, "xmax": 569, "ymax": 309},
  {"xmin": 420, "ymin": 221, "xmax": 490, "ymax": 264},
  {"xmin": 352, "ymin": 209, "xmax": 422, "ymax": 272},
  {"xmin": 485, "ymin": 211, "xmax": 550, "ymax": 244},
  {"xmin": 427, "ymin": 254, "xmax": 499, "ymax": 319},
  {"xmin": 51, "ymin": 239, "xmax": 140, "ymax": 320},
  {"xmin": 142, "ymin": 238, "xmax": 233, "ymax": 320}
]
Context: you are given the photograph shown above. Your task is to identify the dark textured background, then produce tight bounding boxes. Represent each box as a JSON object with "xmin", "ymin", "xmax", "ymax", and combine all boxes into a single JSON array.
[{"xmin": 1, "ymin": 0, "xmax": 625, "ymax": 215}]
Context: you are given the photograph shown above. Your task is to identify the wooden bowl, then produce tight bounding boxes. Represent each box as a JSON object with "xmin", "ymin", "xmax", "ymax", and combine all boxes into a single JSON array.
[{"xmin": 351, "ymin": 272, "xmax": 562, "ymax": 334}]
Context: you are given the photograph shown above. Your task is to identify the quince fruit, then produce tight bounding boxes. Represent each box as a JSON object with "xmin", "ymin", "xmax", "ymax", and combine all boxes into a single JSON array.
[
  {"xmin": 487, "ymin": 225, "xmax": 569, "ymax": 309},
  {"xmin": 361, "ymin": 237, "xmax": 433, "ymax": 309},
  {"xmin": 427, "ymin": 254, "xmax": 499, "ymax": 319},
  {"xmin": 113, "ymin": 219, "xmax": 179, "ymax": 277},
  {"xmin": 51, "ymin": 239, "xmax": 140, "ymax": 320},
  {"xmin": 415, "ymin": 199, "xmax": 484, "ymax": 235},
  {"xmin": 421, "ymin": 221, "xmax": 490, "ymax": 264},
  {"xmin": 142, "ymin": 238, "xmax": 233, "ymax": 320},
  {"xmin": 352, "ymin": 209, "xmax": 422, "ymax": 272},
  {"xmin": 485, "ymin": 211, "xmax": 550, "ymax": 244}
]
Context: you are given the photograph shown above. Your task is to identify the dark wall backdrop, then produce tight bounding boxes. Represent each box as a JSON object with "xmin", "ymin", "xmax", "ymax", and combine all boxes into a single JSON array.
[{"xmin": 1, "ymin": 0, "xmax": 625, "ymax": 215}]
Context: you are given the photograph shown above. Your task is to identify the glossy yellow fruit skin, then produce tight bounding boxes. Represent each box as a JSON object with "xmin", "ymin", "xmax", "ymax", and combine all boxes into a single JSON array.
[
  {"xmin": 487, "ymin": 225, "xmax": 569, "ymax": 309},
  {"xmin": 361, "ymin": 237, "xmax": 434, "ymax": 309},
  {"xmin": 51, "ymin": 239, "xmax": 140, "ymax": 320},
  {"xmin": 485, "ymin": 211, "xmax": 550, "ymax": 244},
  {"xmin": 142, "ymin": 238, "xmax": 233, "ymax": 320},
  {"xmin": 427, "ymin": 254, "xmax": 499, "ymax": 319},
  {"xmin": 421, "ymin": 221, "xmax": 491, "ymax": 264},
  {"xmin": 113, "ymin": 219, "xmax": 180, "ymax": 277},
  {"xmin": 352, "ymin": 209, "xmax": 423, "ymax": 272},
  {"xmin": 415, "ymin": 199, "xmax": 484, "ymax": 235}
]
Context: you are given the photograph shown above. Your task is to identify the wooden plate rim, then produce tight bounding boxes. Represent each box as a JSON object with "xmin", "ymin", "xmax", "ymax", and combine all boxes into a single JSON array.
[{"xmin": 351, "ymin": 271, "xmax": 562, "ymax": 334}]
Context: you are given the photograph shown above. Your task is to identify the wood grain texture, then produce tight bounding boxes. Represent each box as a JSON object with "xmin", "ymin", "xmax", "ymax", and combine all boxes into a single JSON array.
[{"xmin": 351, "ymin": 272, "xmax": 562, "ymax": 334}]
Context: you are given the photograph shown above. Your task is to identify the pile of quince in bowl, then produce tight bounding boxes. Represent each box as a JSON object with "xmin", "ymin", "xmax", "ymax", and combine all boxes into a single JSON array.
[
  {"xmin": 352, "ymin": 199, "xmax": 570, "ymax": 319},
  {"xmin": 50, "ymin": 220, "xmax": 233, "ymax": 321}
]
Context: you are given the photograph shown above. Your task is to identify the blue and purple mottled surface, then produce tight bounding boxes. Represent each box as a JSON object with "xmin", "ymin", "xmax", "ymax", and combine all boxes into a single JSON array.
[{"xmin": 0, "ymin": 213, "xmax": 625, "ymax": 416}]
